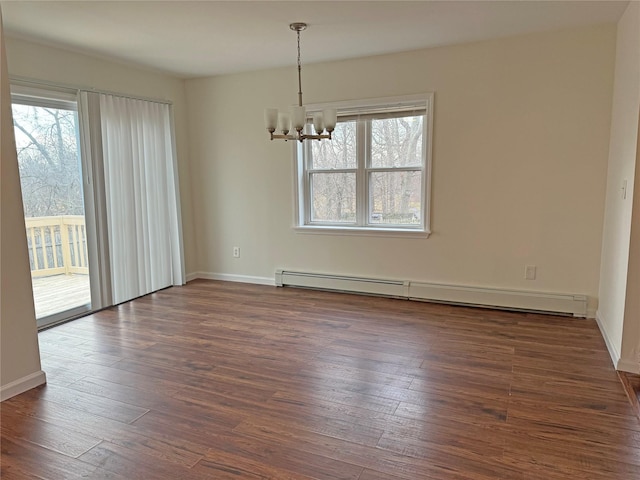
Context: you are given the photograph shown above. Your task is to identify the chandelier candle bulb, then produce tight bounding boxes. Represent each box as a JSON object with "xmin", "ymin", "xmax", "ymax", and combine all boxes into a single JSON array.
[
  {"xmin": 313, "ymin": 113, "xmax": 324, "ymax": 134},
  {"xmin": 323, "ymin": 108, "xmax": 337, "ymax": 131},
  {"xmin": 291, "ymin": 106, "xmax": 306, "ymax": 130},
  {"xmin": 264, "ymin": 109, "xmax": 278, "ymax": 131},
  {"xmin": 278, "ymin": 112, "xmax": 290, "ymax": 134}
]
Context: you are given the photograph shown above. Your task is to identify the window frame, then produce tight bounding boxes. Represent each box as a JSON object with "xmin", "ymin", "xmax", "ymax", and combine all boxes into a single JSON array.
[{"xmin": 294, "ymin": 93, "xmax": 433, "ymax": 237}]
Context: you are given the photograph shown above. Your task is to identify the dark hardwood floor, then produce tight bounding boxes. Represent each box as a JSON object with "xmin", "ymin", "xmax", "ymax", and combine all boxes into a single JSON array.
[{"xmin": 2, "ymin": 279, "xmax": 639, "ymax": 479}]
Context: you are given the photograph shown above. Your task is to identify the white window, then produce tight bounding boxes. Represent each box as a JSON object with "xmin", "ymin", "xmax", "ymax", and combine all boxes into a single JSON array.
[{"xmin": 295, "ymin": 94, "xmax": 433, "ymax": 236}]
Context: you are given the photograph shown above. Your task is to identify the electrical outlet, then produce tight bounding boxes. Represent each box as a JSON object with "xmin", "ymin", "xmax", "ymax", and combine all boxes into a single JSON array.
[
  {"xmin": 525, "ymin": 265, "xmax": 536, "ymax": 280},
  {"xmin": 233, "ymin": 246, "xmax": 240, "ymax": 258}
]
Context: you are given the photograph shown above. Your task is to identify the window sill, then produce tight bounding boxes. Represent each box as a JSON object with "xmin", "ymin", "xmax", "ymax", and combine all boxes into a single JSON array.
[{"xmin": 294, "ymin": 225, "xmax": 431, "ymax": 238}]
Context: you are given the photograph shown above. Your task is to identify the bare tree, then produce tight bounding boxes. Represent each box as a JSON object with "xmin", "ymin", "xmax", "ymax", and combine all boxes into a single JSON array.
[{"xmin": 12, "ymin": 104, "xmax": 84, "ymax": 217}]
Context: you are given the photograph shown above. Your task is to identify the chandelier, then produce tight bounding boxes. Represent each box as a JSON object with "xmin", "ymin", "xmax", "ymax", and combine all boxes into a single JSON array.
[{"xmin": 264, "ymin": 22, "xmax": 337, "ymax": 142}]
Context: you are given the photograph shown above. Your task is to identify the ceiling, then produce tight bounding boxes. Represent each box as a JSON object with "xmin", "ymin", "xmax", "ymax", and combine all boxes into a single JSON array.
[{"xmin": 0, "ymin": 1, "xmax": 630, "ymax": 79}]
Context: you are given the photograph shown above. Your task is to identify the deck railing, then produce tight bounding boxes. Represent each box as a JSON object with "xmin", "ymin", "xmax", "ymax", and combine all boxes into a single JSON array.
[{"xmin": 25, "ymin": 215, "xmax": 89, "ymax": 277}]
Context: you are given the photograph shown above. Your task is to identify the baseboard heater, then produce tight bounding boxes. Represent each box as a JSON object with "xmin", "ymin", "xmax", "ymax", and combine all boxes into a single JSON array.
[
  {"xmin": 275, "ymin": 270, "xmax": 408, "ymax": 298},
  {"xmin": 275, "ymin": 270, "xmax": 587, "ymax": 317}
]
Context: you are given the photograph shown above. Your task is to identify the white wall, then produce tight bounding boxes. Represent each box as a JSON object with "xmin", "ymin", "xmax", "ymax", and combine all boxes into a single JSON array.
[
  {"xmin": 597, "ymin": 1, "xmax": 640, "ymax": 371},
  {"xmin": 0, "ymin": 11, "xmax": 45, "ymax": 400},
  {"xmin": 3, "ymin": 36, "xmax": 197, "ymax": 274},
  {"xmin": 186, "ymin": 24, "xmax": 616, "ymax": 315}
]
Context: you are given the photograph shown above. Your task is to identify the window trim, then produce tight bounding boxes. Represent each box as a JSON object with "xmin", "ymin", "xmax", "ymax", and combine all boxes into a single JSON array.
[{"xmin": 294, "ymin": 93, "xmax": 433, "ymax": 237}]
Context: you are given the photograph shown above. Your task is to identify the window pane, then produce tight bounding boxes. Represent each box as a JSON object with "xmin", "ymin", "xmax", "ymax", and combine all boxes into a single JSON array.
[
  {"xmin": 311, "ymin": 172, "xmax": 356, "ymax": 223},
  {"xmin": 370, "ymin": 115, "xmax": 423, "ymax": 168},
  {"xmin": 311, "ymin": 120, "xmax": 356, "ymax": 169},
  {"xmin": 369, "ymin": 171, "xmax": 422, "ymax": 225}
]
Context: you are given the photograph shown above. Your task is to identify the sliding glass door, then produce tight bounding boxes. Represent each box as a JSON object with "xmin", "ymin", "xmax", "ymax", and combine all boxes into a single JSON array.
[
  {"xmin": 11, "ymin": 88, "xmax": 94, "ymax": 327},
  {"xmin": 11, "ymin": 83, "xmax": 184, "ymax": 329}
]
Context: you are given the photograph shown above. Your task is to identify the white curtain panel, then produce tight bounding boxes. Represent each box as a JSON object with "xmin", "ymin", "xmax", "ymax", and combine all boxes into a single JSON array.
[{"xmin": 98, "ymin": 94, "xmax": 183, "ymax": 304}]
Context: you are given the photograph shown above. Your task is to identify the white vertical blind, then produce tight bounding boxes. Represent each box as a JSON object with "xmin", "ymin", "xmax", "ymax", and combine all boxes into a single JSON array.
[{"xmin": 97, "ymin": 94, "xmax": 183, "ymax": 304}]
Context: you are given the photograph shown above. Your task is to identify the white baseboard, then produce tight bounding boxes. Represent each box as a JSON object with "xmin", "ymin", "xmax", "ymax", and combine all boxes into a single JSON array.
[
  {"xmin": 0, "ymin": 370, "xmax": 46, "ymax": 402},
  {"xmin": 187, "ymin": 272, "xmax": 275, "ymax": 286},
  {"xmin": 185, "ymin": 272, "xmax": 199, "ymax": 282},
  {"xmin": 595, "ymin": 310, "xmax": 621, "ymax": 370}
]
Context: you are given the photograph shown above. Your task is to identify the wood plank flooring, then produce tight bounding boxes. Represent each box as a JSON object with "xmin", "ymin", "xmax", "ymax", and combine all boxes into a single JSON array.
[{"xmin": 2, "ymin": 279, "xmax": 639, "ymax": 479}]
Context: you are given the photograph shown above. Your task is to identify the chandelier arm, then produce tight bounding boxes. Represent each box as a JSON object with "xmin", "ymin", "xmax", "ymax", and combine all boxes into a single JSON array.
[{"xmin": 269, "ymin": 132, "xmax": 332, "ymax": 142}]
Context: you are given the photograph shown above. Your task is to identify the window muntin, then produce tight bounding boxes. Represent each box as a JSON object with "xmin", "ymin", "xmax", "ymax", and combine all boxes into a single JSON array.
[{"xmin": 297, "ymin": 95, "xmax": 432, "ymax": 233}]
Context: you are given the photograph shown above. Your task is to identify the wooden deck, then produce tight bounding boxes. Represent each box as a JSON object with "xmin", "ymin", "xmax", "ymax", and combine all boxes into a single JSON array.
[
  {"xmin": 2, "ymin": 280, "xmax": 639, "ymax": 479},
  {"xmin": 31, "ymin": 274, "xmax": 91, "ymax": 318}
]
